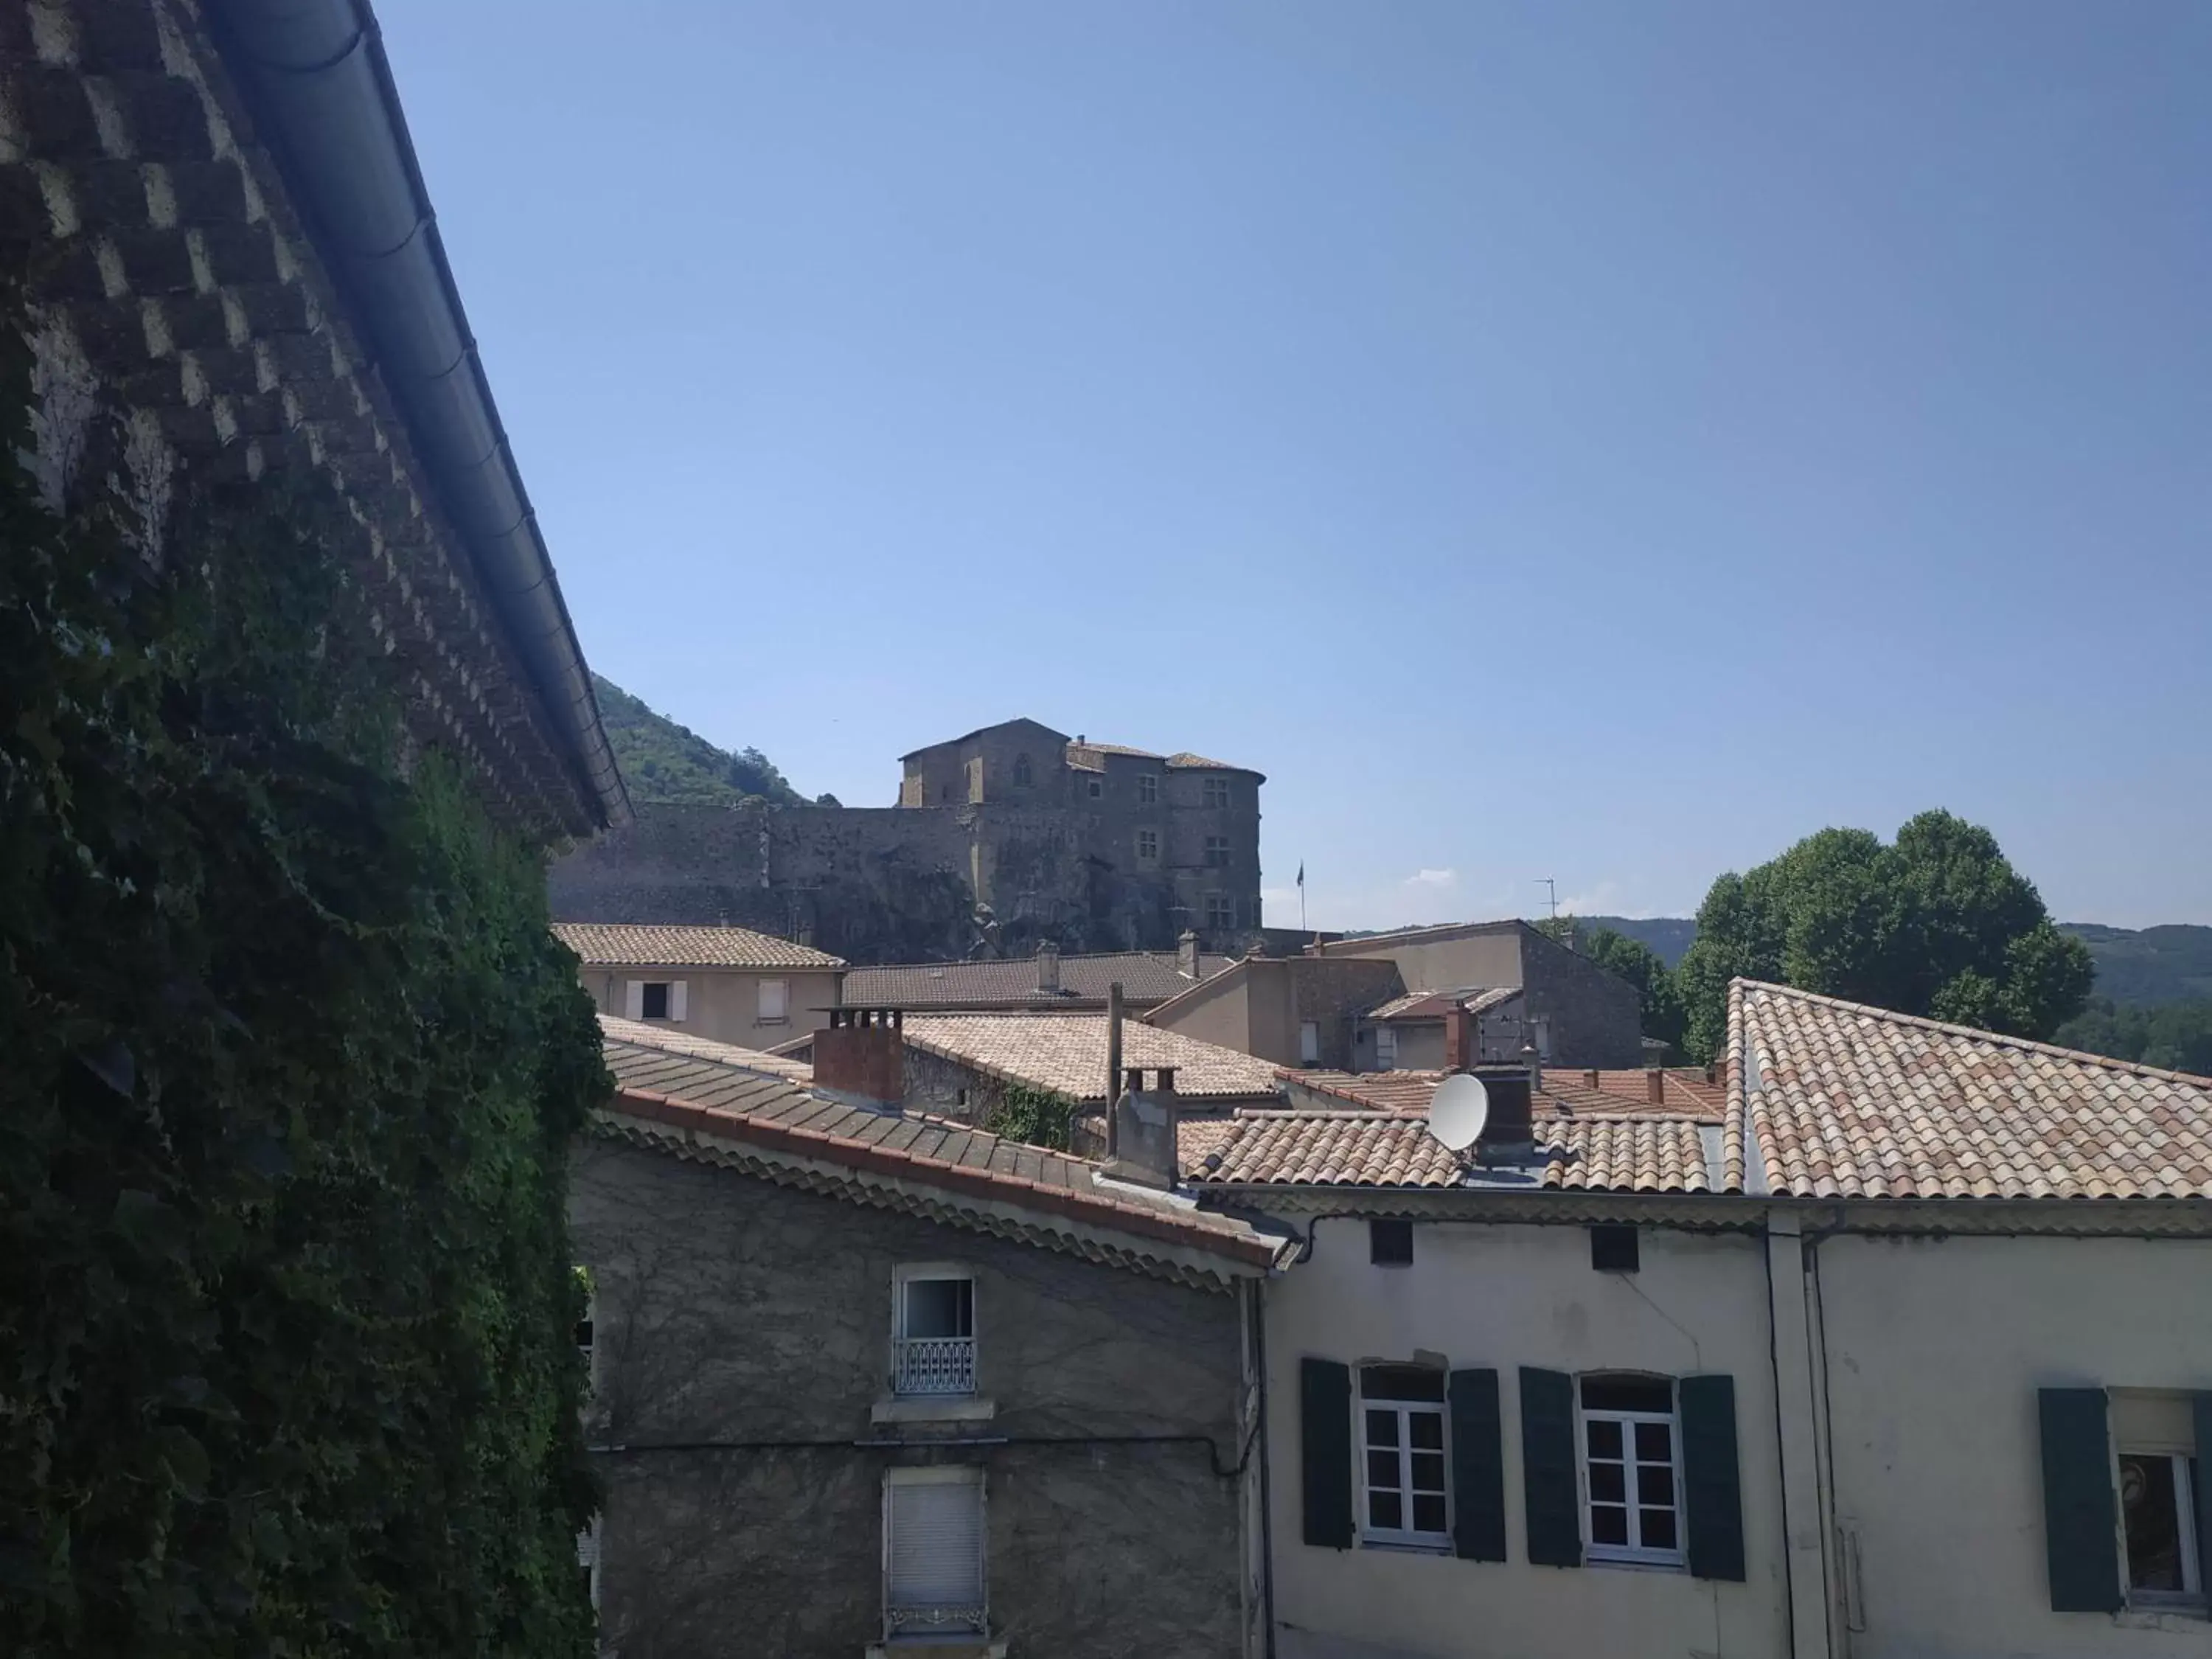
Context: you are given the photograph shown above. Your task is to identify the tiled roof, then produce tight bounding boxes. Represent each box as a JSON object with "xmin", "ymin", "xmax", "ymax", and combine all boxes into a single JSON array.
[
  {"xmin": 1363, "ymin": 986, "xmax": 1520, "ymax": 1023},
  {"xmin": 597, "ymin": 1015, "xmax": 813, "ymax": 1082},
  {"xmin": 553, "ymin": 922, "xmax": 846, "ymax": 970},
  {"xmin": 845, "ymin": 952, "xmax": 1234, "ymax": 1011},
  {"xmin": 597, "ymin": 1023, "xmax": 1284, "ymax": 1278},
  {"xmin": 1183, "ymin": 1111, "xmax": 1713, "ymax": 1194},
  {"xmin": 1728, "ymin": 981, "xmax": 2212, "ymax": 1202},
  {"xmin": 1283, "ymin": 1069, "xmax": 1725, "ymax": 1124},
  {"xmin": 1068, "ymin": 741, "xmax": 1164, "ymax": 760},
  {"xmin": 1165, "ymin": 751, "xmax": 1248, "ymax": 771},
  {"xmin": 901, "ymin": 1015, "xmax": 1287, "ymax": 1103}
]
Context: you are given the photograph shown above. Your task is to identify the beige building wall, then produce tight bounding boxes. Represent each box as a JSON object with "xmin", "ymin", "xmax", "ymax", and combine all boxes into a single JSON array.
[
  {"xmin": 1816, "ymin": 1233, "xmax": 2212, "ymax": 1659},
  {"xmin": 581, "ymin": 966, "xmax": 844, "ymax": 1051},
  {"xmin": 1152, "ymin": 968, "xmax": 1260, "ymax": 1058},
  {"xmin": 1265, "ymin": 1217, "xmax": 1790, "ymax": 1659},
  {"xmin": 1328, "ymin": 931, "xmax": 1523, "ymax": 995}
]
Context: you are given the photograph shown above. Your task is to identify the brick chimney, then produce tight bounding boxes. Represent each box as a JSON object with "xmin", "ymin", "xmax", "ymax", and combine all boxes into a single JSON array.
[
  {"xmin": 1472, "ymin": 1064, "xmax": 1534, "ymax": 1150},
  {"xmin": 1176, "ymin": 929, "xmax": 1200, "ymax": 979},
  {"xmin": 1036, "ymin": 939, "xmax": 1061, "ymax": 995},
  {"xmin": 815, "ymin": 1007, "xmax": 905, "ymax": 1105},
  {"xmin": 1103, "ymin": 1065, "xmax": 1181, "ymax": 1190},
  {"xmin": 1443, "ymin": 1001, "xmax": 1472, "ymax": 1071},
  {"xmin": 1646, "ymin": 1066, "xmax": 1666, "ymax": 1107}
]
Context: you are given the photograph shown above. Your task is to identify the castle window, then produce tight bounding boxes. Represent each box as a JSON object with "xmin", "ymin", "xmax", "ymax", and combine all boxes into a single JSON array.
[
  {"xmin": 1203, "ymin": 776, "xmax": 1231, "ymax": 809},
  {"xmin": 1012, "ymin": 754, "xmax": 1033, "ymax": 788},
  {"xmin": 1136, "ymin": 830, "xmax": 1159, "ymax": 863},
  {"xmin": 1088, "ymin": 777, "xmax": 1103, "ymax": 799},
  {"xmin": 1205, "ymin": 894, "xmax": 1234, "ymax": 931},
  {"xmin": 1205, "ymin": 835, "xmax": 1231, "ymax": 869},
  {"xmin": 1138, "ymin": 773, "xmax": 1158, "ymax": 805}
]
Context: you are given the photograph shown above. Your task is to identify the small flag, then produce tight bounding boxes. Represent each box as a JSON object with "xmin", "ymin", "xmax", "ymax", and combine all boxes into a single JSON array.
[{"xmin": 1296, "ymin": 862, "xmax": 1305, "ymax": 888}]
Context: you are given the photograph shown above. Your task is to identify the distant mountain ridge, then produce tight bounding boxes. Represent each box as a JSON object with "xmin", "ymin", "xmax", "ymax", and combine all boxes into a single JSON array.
[
  {"xmin": 1581, "ymin": 915, "xmax": 2212, "ymax": 1008},
  {"xmin": 593, "ymin": 675, "xmax": 824, "ymax": 808}
]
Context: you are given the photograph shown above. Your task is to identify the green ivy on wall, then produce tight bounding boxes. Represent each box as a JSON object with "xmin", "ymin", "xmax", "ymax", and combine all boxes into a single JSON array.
[
  {"xmin": 0, "ymin": 303, "xmax": 602, "ymax": 1655},
  {"xmin": 982, "ymin": 1082, "xmax": 1077, "ymax": 1152}
]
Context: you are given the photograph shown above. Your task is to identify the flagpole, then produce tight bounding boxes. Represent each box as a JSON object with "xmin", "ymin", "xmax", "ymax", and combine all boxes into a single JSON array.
[{"xmin": 1298, "ymin": 862, "xmax": 1307, "ymax": 933}]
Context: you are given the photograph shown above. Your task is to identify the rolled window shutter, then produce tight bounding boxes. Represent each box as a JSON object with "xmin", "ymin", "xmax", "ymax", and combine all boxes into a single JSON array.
[
  {"xmin": 1448, "ymin": 1368, "xmax": 1506, "ymax": 1562},
  {"xmin": 887, "ymin": 1480, "xmax": 984, "ymax": 1614},
  {"xmin": 669, "ymin": 981, "xmax": 687, "ymax": 1023},
  {"xmin": 2195, "ymin": 1394, "xmax": 2212, "ymax": 1609},
  {"xmin": 623, "ymin": 980, "xmax": 644, "ymax": 1020},
  {"xmin": 1519, "ymin": 1366, "xmax": 1581, "ymax": 1567},
  {"xmin": 2037, "ymin": 1388, "xmax": 2121, "ymax": 1613},
  {"xmin": 1680, "ymin": 1374, "xmax": 1746, "ymax": 1582},
  {"xmin": 1299, "ymin": 1357, "xmax": 1353, "ymax": 1549}
]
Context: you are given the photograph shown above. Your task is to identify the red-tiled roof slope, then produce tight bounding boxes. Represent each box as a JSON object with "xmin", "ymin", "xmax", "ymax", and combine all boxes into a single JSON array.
[
  {"xmin": 1283, "ymin": 1069, "xmax": 1724, "ymax": 1123},
  {"xmin": 1726, "ymin": 980, "xmax": 2212, "ymax": 1201},
  {"xmin": 554, "ymin": 921, "xmax": 845, "ymax": 970},
  {"xmin": 1181, "ymin": 1110, "xmax": 1713, "ymax": 1194},
  {"xmin": 596, "ymin": 1023, "xmax": 1286, "ymax": 1281},
  {"xmin": 845, "ymin": 951, "xmax": 1233, "ymax": 1011},
  {"xmin": 901, "ymin": 1014, "xmax": 1284, "ymax": 1104}
]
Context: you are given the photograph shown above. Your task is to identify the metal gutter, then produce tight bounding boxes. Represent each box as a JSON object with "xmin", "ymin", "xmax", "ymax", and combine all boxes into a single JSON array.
[{"xmin": 204, "ymin": 0, "xmax": 630, "ymax": 830}]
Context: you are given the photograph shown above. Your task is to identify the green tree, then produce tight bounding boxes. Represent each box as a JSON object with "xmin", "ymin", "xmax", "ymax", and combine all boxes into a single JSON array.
[
  {"xmin": 1676, "ymin": 810, "xmax": 2093, "ymax": 1062},
  {"xmin": 2056, "ymin": 998, "xmax": 2212, "ymax": 1075}
]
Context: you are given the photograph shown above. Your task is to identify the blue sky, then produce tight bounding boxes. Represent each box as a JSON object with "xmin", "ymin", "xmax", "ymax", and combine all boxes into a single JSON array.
[{"xmin": 378, "ymin": 1, "xmax": 2210, "ymax": 929}]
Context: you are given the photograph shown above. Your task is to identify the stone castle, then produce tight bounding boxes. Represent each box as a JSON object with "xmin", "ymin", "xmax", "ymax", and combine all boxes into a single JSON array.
[{"xmin": 549, "ymin": 718, "xmax": 1265, "ymax": 964}]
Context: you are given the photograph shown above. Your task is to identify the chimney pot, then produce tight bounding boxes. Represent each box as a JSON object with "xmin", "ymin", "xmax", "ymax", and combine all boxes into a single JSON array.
[
  {"xmin": 815, "ymin": 1009, "xmax": 905, "ymax": 1105},
  {"xmin": 1104, "ymin": 1069, "xmax": 1183, "ymax": 1190}
]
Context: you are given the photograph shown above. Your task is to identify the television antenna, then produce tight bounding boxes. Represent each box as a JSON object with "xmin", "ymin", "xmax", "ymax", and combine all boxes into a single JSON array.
[
  {"xmin": 1427, "ymin": 1071, "xmax": 1489, "ymax": 1152},
  {"xmin": 1535, "ymin": 877, "xmax": 1558, "ymax": 924}
]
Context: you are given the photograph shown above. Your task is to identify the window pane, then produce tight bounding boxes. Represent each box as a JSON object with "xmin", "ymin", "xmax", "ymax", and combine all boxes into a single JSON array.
[
  {"xmin": 1366, "ymin": 1408, "xmax": 1399, "ymax": 1447},
  {"xmin": 1583, "ymin": 1377, "xmax": 1674, "ymax": 1414},
  {"xmin": 1413, "ymin": 1494, "xmax": 1447, "ymax": 1536},
  {"xmin": 904, "ymin": 1278, "xmax": 972, "ymax": 1338},
  {"xmin": 1586, "ymin": 1419, "xmax": 1622, "ymax": 1459},
  {"xmin": 1588, "ymin": 1461, "xmax": 1626, "ymax": 1504},
  {"xmin": 1635, "ymin": 1421, "xmax": 1674, "ymax": 1463},
  {"xmin": 640, "ymin": 981, "xmax": 669, "ymax": 1020},
  {"xmin": 2121, "ymin": 1453, "xmax": 2185, "ymax": 1593},
  {"xmin": 1590, "ymin": 1504, "xmax": 1630, "ymax": 1545},
  {"xmin": 1368, "ymin": 1490, "xmax": 1403, "ymax": 1531},
  {"xmin": 1367, "ymin": 1449, "xmax": 1400, "ymax": 1487},
  {"xmin": 1641, "ymin": 1464, "xmax": 1674, "ymax": 1507},
  {"xmin": 1363, "ymin": 1366, "xmax": 1444, "ymax": 1403},
  {"xmin": 1641, "ymin": 1507, "xmax": 1678, "ymax": 1551},
  {"xmin": 1411, "ymin": 1451, "xmax": 1445, "ymax": 1493},
  {"xmin": 1408, "ymin": 1412, "xmax": 1444, "ymax": 1450}
]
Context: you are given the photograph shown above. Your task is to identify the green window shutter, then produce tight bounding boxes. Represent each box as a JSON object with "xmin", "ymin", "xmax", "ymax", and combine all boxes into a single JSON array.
[
  {"xmin": 1680, "ymin": 1374, "xmax": 1747, "ymax": 1582},
  {"xmin": 1300, "ymin": 1357, "xmax": 1353, "ymax": 1550},
  {"xmin": 2037, "ymin": 1387, "xmax": 2121, "ymax": 1613},
  {"xmin": 1449, "ymin": 1368, "xmax": 1506, "ymax": 1562},
  {"xmin": 1519, "ymin": 1366, "xmax": 1582, "ymax": 1568},
  {"xmin": 2194, "ymin": 1394, "xmax": 2212, "ymax": 1610}
]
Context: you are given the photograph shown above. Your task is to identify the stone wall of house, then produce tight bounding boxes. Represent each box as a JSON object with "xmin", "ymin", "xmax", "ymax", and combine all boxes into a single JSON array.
[
  {"xmin": 549, "ymin": 793, "xmax": 1259, "ymax": 963},
  {"xmin": 572, "ymin": 1138, "xmax": 1250, "ymax": 1659},
  {"xmin": 1520, "ymin": 929, "xmax": 1646, "ymax": 1068}
]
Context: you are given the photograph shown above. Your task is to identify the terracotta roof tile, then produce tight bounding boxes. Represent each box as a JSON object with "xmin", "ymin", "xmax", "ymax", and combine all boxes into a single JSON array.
[
  {"xmin": 1729, "ymin": 981, "xmax": 2212, "ymax": 1202},
  {"xmin": 597, "ymin": 1025, "xmax": 1283, "ymax": 1272},
  {"xmin": 597, "ymin": 1015, "xmax": 814, "ymax": 1082},
  {"xmin": 1181, "ymin": 1110, "xmax": 1712, "ymax": 1193},
  {"xmin": 1283, "ymin": 1068, "xmax": 1724, "ymax": 1124},
  {"xmin": 555, "ymin": 922, "xmax": 846, "ymax": 970},
  {"xmin": 901, "ymin": 1014, "xmax": 1286, "ymax": 1104}
]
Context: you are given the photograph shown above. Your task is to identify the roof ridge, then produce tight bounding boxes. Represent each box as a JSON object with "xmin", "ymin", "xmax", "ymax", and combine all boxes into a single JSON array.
[{"xmin": 1733, "ymin": 978, "xmax": 2212, "ymax": 1088}]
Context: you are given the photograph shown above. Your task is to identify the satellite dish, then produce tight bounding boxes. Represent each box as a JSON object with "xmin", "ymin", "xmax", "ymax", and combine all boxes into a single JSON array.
[{"xmin": 1428, "ymin": 1072, "xmax": 1489, "ymax": 1152}]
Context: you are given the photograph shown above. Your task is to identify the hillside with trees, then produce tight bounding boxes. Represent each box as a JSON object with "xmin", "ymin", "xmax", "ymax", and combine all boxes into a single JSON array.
[{"xmin": 593, "ymin": 675, "xmax": 835, "ymax": 807}]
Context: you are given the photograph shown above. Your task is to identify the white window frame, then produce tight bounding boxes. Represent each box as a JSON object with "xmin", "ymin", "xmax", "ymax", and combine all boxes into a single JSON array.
[
  {"xmin": 1298, "ymin": 1020, "xmax": 1321, "ymax": 1065},
  {"xmin": 1138, "ymin": 773, "xmax": 1158, "ymax": 804},
  {"xmin": 1579, "ymin": 1377, "xmax": 1686, "ymax": 1568},
  {"xmin": 2117, "ymin": 1446, "xmax": 2204, "ymax": 1606},
  {"xmin": 757, "ymin": 977, "xmax": 788, "ymax": 1023},
  {"xmin": 1355, "ymin": 1366, "xmax": 1452, "ymax": 1550},
  {"xmin": 891, "ymin": 1263, "xmax": 977, "ymax": 1398},
  {"xmin": 883, "ymin": 1466, "xmax": 987, "ymax": 1638},
  {"xmin": 1374, "ymin": 1024, "xmax": 1399, "ymax": 1068}
]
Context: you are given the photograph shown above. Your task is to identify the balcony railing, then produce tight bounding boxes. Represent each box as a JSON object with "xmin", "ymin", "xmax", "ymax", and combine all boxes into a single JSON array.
[
  {"xmin": 894, "ymin": 1335, "xmax": 977, "ymax": 1397},
  {"xmin": 888, "ymin": 1601, "xmax": 986, "ymax": 1635}
]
